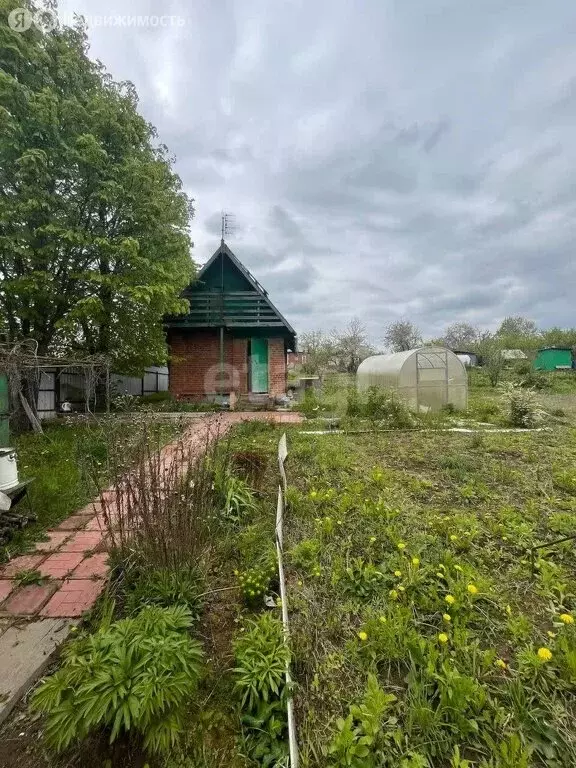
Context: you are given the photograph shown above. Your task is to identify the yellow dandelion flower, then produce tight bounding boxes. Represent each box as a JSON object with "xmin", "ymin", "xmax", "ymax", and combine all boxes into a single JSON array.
[
  {"xmin": 450, "ymin": 534, "xmax": 458, "ymax": 542},
  {"xmin": 467, "ymin": 584, "xmax": 478, "ymax": 595},
  {"xmin": 438, "ymin": 633, "xmax": 449, "ymax": 644},
  {"xmin": 389, "ymin": 589, "xmax": 399, "ymax": 600},
  {"xmin": 379, "ymin": 616, "xmax": 387, "ymax": 624},
  {"xmin": 495, "ymin": 659, "xmax": 507, "ymax": 669},
  {"xmin": 412, "ymin": 557, "xmax": 420, "ymax": 566},
  {"xmin": 310, "ymin": 491, "xmax": 317, "ymax": 499},
  {"xmin": 445, "ymin": 595, "xmax": 456, "ymax": 605},
  {"xmin": 443, "ymin": 613, "xmax": 452, "ymax": 622},
  {"xmin": 397, "ymin": 542, "xmax": 406, "ymax": 550},
  {"xmin": 358, "ymin": 631, "xmax": 368, "ymax": 641},
  {"xmin": 560, "ymin": 613, "xmax": 574, "ymax": 625},
  {"xmin": 370, "ymin": 536, "xmax": 376, "ymax": 543},
  {"xmin": 537, "ymin": 647, "xmax": 552, "ymax": 662},
  {"xmin": 394, "ymin": 570, "xmax": 402, "ymax": 577}
]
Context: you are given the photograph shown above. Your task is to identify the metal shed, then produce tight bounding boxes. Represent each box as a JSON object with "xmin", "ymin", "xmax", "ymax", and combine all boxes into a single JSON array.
[
  {"xmin": 533, "ymin": 347, "xmax": 573, "ymax": 371},
  {"xmin": 357, "ymin": 346, "xmax": 468, "ymax": 412}
]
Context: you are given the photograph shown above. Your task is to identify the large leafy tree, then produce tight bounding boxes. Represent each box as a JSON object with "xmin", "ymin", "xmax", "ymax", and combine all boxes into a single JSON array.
[
  {"xmin": 440, "ymin": 321, "xmax": 479, "ymax": 350},
  {"xmin": 0, "ymin": 1, "xmax": 194, "ymax": 371},
  {"xmin": 383, "ymin": 320, "xmax": 421, "ymax": 352}
]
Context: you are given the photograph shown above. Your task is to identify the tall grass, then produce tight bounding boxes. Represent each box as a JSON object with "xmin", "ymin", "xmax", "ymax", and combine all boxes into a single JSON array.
[{"xmin": 84, "ymin": 417, "xmax": 220, "ymax": 570}]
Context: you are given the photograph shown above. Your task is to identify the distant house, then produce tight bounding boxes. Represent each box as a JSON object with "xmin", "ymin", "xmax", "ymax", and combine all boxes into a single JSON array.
[
  {"xmin": 452, "ymin": 350, "xmax": 479, "ymax": 367},
  {"xmin": 287, "ymin": 351, "xmax": 308, "ymax": 369},
  {"xmin": 165, "ymin": 242, "xmax": 296, "ymax": 402},
  {"xmin": 501, "ymin": 349, "xmax": 527, "ymax": 362}
]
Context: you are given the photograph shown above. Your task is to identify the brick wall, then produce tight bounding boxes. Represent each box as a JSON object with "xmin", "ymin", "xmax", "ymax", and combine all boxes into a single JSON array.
[
  {"xmin": 168, "ymin": 331, "xmax": 248, "ymax": 398},
  {"xmin": 268, "ymin": 338, "xmax": 287, "ymax": 396},
  {"xmin": 168, "ymin": 332, "xmax": 287, "ymax": 399}
]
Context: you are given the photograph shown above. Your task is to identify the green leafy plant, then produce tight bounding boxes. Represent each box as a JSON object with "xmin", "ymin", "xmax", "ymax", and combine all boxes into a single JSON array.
[
  {"xmin": 233, "ymin": 613, "xmax": 290, "ymax": 710},
  {"xmin": 32, "ymin": 604, "xmax": 203, "ymax": 754},
  {"xmin": 237, "ymin": 562, "xmax": 277, "ymax": 608},
  {"xmin": 13, "ymin": 568, "xmax": 44, "ymax": 586},
  {"xmin": 233, "ymin": 613, "xmax": 290, "ymax": 765},
  {"xmin": 215, "ymin": 469, "xmax": 259, "ymax": 524},
  {"xmin": 124, "ymin": 565, "xmax": 203, "ymax": 618},
  {"xmin": 326, "ymin": 674, "xmax": 397, "ymax": 767},
  {"xmin": 336, "ymin": 557, "xmax": 386, "ymax": 599}
]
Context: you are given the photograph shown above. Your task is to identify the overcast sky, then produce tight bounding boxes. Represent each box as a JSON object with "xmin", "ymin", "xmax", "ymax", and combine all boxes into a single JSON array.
[{"xmin": 57, "ymin": 0, "xmax": 576, "ymax": 342}]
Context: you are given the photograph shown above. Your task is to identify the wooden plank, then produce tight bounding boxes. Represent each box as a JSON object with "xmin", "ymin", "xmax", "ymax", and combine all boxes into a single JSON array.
[{"xmin": 0, "ymin": 618, "xmax": 73, "ymax": 725}]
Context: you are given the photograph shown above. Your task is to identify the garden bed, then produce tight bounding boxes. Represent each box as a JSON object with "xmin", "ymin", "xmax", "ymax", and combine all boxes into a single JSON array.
[{"xmin": 283, "ymin": 424, "xmax": 576, "ymax": 766}]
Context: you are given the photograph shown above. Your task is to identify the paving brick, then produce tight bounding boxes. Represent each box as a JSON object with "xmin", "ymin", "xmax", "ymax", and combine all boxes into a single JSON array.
[
  {"xmin": 70, "ymin": 553, "xmax": 109, "ymax": 579},
  {"xmin": 39, "ymin": 552, "xmax": 84, "ymax": 579},
  {"xmin": 0, "ymin": 555, "xmax": 45, "ymax": 579},
  {"xmin": 59, "ymin": 531, "xmax": 104, "ymax": 553},
  {"xmin": 0, "ymin": 581, "xmax": 15, "ymax": 604},
  {"xmin": 56, "ymin": 514, "xmax": 92, "ymax": 531},
  {"xmin": 84, "ymin": 516, "xmax": 105, "ymax": 531},
  {"xmin": 33, "ymin": 531, "xmax": 71, "ymax": 553},
  {"xmin": 40, "ymin": 579, "xmax": 105, "ymax": 618},
  {"xmin": 3, "ymin": 583, "xmax": 58, "ymax": 615}
]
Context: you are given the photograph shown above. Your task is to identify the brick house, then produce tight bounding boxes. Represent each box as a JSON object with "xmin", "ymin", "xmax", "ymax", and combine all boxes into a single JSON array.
[{"xmin": 165, "ymin": 241, "xmax": 296, "ymax": 403}]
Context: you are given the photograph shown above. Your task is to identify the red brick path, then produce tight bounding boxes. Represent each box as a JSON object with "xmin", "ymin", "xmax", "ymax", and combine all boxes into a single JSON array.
[{"xmin": 0, "ymin": 412, "xmax": 301, "ymax": 619}]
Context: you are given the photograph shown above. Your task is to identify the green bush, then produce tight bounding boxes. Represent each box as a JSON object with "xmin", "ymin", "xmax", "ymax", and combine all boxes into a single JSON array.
[
  {"xmin": 124, "ymin": 565, "xmax": 203, "ymax": 618},
  {"xmin": 346, "ymin": 386, "xmax": 416, "ymax": 428},
  {"xmin": 140, "ymin": 391, "xmax": 174, "ymax": 403},
  {"xmin": 499, "ymin": 383, "xmax": 545, "ymax": 428},
  {"xmin": 236, "ymin": 561, "xmax": 277, "ymax": 608},
  {"xmin": 233, "ymin": 613, "xmax": 290, "ymax": 764},
  {"xmin": 299, "ymin": 387, "xmax": 322, "ymax": 418},
  {"xmin": 32, "ymin": 605, "xmax": 203, "ymax": 754}
]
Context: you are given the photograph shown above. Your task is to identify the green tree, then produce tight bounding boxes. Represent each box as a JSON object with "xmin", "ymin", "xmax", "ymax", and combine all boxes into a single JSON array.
[
  {"xmin": 441, "ymin": 322, "xmax": 479, "ymax": 350},
  {"xmin": 0, "ymin": 1, "xmax": 194, "ymax": 371},
  {"xmin": 383, "ymin": 320, "xmax": 421, "ymax": 352}
]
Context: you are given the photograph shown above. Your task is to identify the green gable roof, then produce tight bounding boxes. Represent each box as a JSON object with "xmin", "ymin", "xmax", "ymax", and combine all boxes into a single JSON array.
[{"xmin": 165, "ymin": 242, "xmax": 296, "ymax": 345}]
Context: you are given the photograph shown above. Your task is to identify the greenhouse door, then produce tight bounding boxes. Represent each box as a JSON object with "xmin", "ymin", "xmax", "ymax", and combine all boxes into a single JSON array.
[
  {"xmin": 415, "ymin": 350, "xmax": 449, "ymax": 411},
  {"xmin": 250, "ymin": 339, "xmax": 269, "ymax": 393}
]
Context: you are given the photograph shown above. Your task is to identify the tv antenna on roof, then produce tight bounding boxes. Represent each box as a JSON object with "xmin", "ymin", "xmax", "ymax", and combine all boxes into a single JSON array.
[{"xmin": 221, "ymin": 211, "xmax": 236, "ymax": 243}]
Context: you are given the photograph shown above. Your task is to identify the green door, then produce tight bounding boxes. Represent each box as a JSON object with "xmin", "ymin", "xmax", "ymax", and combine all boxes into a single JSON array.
[{"xmin": 250, "ymin": 339, "xmax": 269, "ymax": 393}]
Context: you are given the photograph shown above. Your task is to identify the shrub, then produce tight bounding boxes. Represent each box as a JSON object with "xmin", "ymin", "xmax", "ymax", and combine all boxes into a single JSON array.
[
  {"xmin": 499, "ymin": 382, "xmax": 545, "ymax": 428},
  {"xmin": 233, "ymin": 613, "xmax": 290, "ymax": 710},
  {"xmin": 32, "ymin": 605, "xmax": 203, "ymax": 754},
  {"xmin": 516, "ymin": 368, "xmax": 547, "ymax": 390},
  {"xmin": 299, "ymin": 387, "xmax": 322, "ymax": 418},
  {"xmin": 124, "ymin": 565, "xmax": 203, "ymax": 618},
  {"xmin": 346, "ymin": 387, "xmax": 362, "ymax": 417},
  {"xmin": 346, "ymin": 387, "xmax": 416, "ymax": 428},
  {"xmin": 236, "ymin": 561, "xmax": 277, "ymax": 608},
  {"xmin": 233, "ymin": 613, "xmax": 290, "ymax": 763}
]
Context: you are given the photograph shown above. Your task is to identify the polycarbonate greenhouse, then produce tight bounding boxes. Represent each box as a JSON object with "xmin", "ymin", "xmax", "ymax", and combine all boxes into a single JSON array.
[{"xmin": 357, "ymin": 346, "xmax": 468, "ymax": 412}]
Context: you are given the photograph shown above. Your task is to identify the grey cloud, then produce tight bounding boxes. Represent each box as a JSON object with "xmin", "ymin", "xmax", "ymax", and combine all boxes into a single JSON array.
[{"xmin": 56, "ymin": 0, "xmax": 576, "ymax": 341}]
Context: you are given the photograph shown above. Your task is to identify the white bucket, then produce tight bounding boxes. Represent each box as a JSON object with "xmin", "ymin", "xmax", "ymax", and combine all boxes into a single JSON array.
[{"xmin": 0, "ymin": 449, "xmax": 18, "ymax": 491}]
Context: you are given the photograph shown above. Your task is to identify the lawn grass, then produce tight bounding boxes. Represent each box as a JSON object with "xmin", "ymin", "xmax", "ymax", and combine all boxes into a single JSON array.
[
  {"xmin": 6, "ymin": 416, "xmax": 182, "ymax": 558},
  {"xmin": 281, "ymin": 419, "xmax": 576, "ymax": 766}
]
